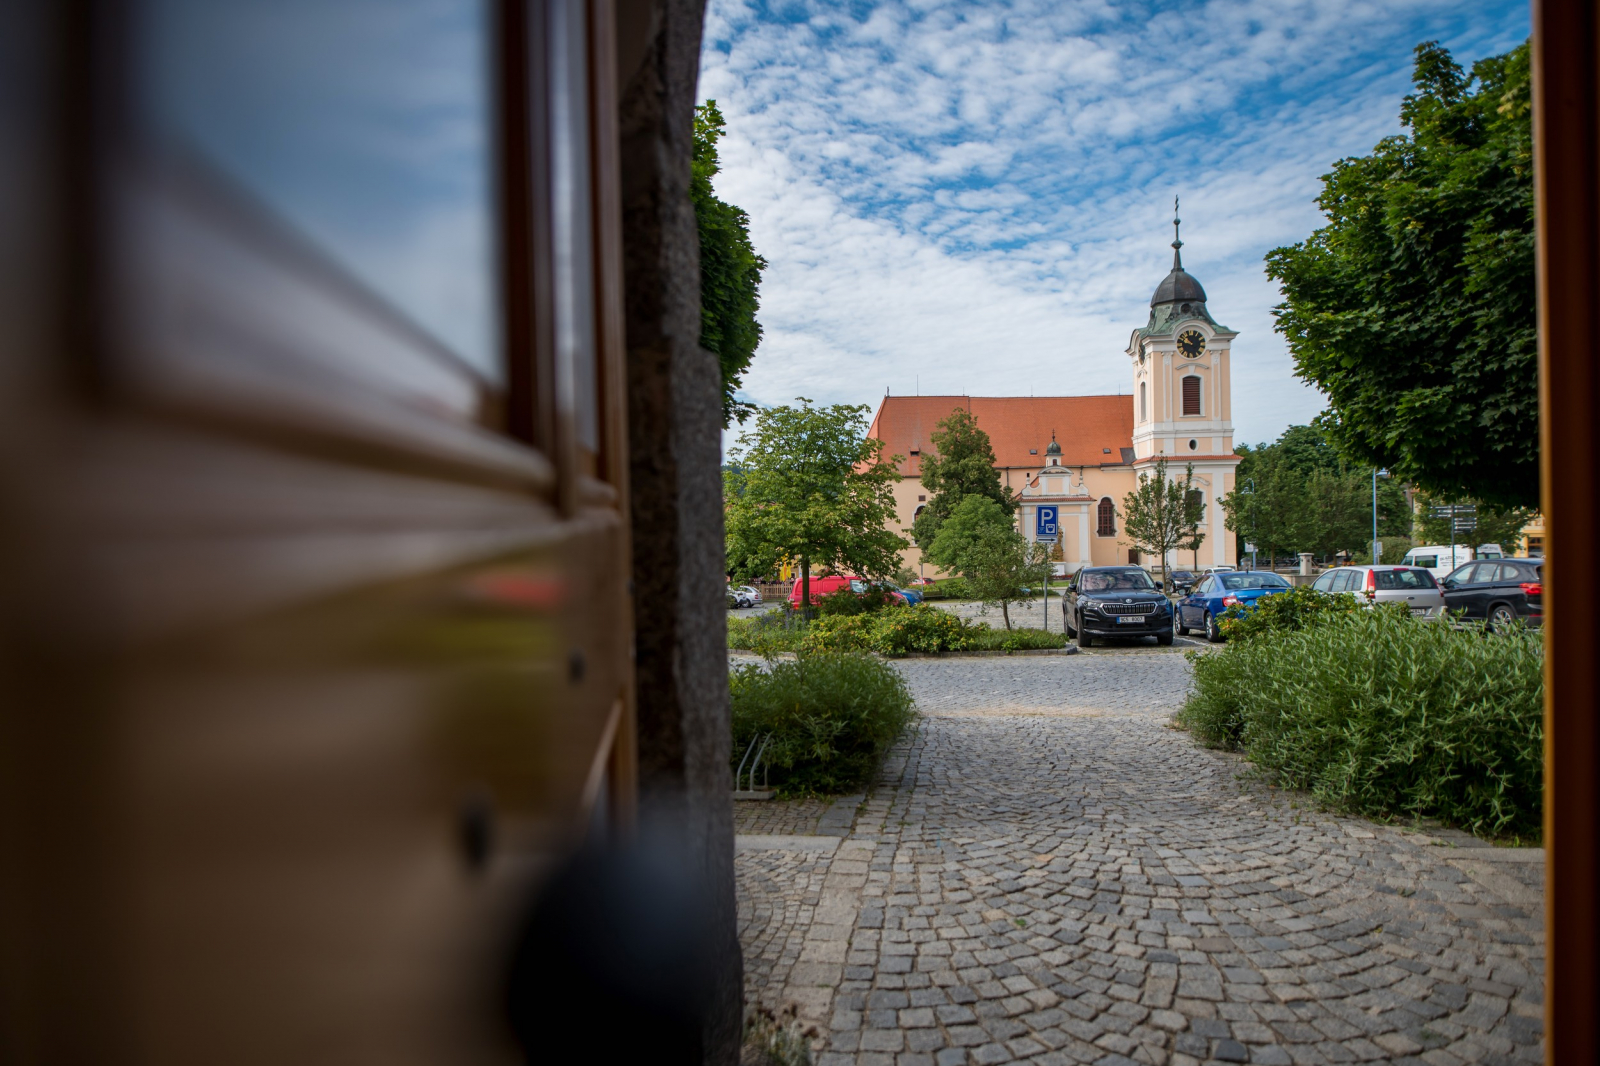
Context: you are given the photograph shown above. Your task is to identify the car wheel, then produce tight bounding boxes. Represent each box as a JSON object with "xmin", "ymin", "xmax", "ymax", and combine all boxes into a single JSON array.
[
  {"xmin": 1064, "ymin": 609, "xmax": 1076, "ymax": 637},
  {"xmin": 1156, "ymin": 626, "xmax": 1174, "ymax": 646},
  {"xmin": 1205, "ymin": 611, "xmax": 1224, "ymax": 643},
  {"xmin": 1487, "ymin": 604, "xmax": 1517, "ymax": 632},
  {"xmin": 1076, "ymin": 614, "xmax": 1093, "ymax": 648},
  {"xmin": 1175, "ymin": 610, "xmax": 1190, "ymax": 636}
]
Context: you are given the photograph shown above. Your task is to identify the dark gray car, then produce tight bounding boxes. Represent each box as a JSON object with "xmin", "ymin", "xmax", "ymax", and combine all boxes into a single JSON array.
[{"xmin": 1063, "ymin": 566, "xmax": 1173, "ymax": 648}]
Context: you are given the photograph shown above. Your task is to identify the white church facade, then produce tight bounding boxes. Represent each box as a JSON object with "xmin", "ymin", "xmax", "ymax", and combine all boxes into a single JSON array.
[{"xmin": 868, "ymin": 217, "xmax": 1241, "ymax": 575}]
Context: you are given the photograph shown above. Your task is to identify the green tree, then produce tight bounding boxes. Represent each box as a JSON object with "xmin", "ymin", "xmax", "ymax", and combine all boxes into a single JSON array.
[
  {"xmin": 911, "ymin": 408, "xmax": 1016, "ymax": 551},
  {"xmin": 1221, "ymin": 424, "xmax": 1411, "ymax": 565},
  {"xmin": 923, "ymin": 494, "xmax": 1012, "ymax": 573},
  {"xmin": 1413, "ymin": 491, "xmax": 1537, "ymax": 549},
  {"xmin": 693, "ymin": 101, "xmax": 767, "ymax": 428},
  {"xmin": 1266, "ymin": 40, "xmax": 1537, "ymax": 508},
  {"xmin": 960, "ymin": 526, "xmax": 1051, "ymax": 632},
  {"xmin": 1120, "ymin": 458, "xmax": 1198, "ymax": 581},
  {"xmin": 724, "ymin": 400, "xmax": 907, "ymax": 612}
]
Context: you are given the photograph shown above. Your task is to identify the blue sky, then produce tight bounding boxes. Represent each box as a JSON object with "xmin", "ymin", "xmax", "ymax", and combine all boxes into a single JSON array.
[{"xmin": 700, "ymin": 0, "xmax": 1530, "ymax": 450}]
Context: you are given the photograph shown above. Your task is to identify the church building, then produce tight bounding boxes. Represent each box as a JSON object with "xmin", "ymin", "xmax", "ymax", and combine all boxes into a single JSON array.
[{"xmin": 867, "ymin": 217, "xmax": 1241, "ymax": 575}]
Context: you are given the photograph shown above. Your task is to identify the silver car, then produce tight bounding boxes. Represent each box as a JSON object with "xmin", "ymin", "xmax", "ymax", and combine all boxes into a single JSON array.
[{"xmin": 1310, "ymin": 564, "xmax": 1446, "ymax": 619}]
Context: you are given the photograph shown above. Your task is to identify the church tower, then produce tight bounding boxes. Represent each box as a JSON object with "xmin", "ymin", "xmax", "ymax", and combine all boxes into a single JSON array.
[{"xmin": 1125, "ymin": 202, "xmax": 1241, "ymax": 567}]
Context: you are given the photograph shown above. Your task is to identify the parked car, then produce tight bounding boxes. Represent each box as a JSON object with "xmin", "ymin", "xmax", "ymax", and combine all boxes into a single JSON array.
[
  {"xmin": 787, "ymin": 575, "xmax": 907, "ymax": 608},
  {"xmin": 1200, "ymin": 565, "xmax": 1236, "ymax": 576},
  {"xmin": 1167, "ymin": 569, "xmax": 1198, "ymax": 594},
  {"xmin": 888, "ymin": 584, "xmax": 923, "ymax": 606},
  {"xmin": 1310, "ymin": 565, "xmax": 1446, "ymax": 620},
  {"xmin": 1062, "ymin": 566, "xmax": 1173, "ymax": 647},
  {"xmin": 1400, "ymin": 544, "xmax": 1476, "ymax": 582},
  {"xmin": 735, "ymin": 584, "xmax": 762, "ymax": 606},
  {"xmin": 909, "ymin": 576, "xmax": 935, "ymax": 587},
  {"xmin": 1440, "ymin": 558, "xmax": 1544, "ymax": 630},
  {"xmin": 1176, "ymin": 571, "xmax": 1292, "ymax": 643}
]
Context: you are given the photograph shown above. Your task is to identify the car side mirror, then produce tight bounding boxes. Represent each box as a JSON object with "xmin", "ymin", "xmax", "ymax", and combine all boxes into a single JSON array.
[{"xmin": 1154, "ymin": 581, "xmax": 1164, "ymax": 590}]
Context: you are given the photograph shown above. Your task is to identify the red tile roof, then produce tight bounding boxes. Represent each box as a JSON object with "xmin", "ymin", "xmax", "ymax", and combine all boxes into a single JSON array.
[{"xmin": 867, "ymin": 395, "xmax": 1134, "ymax": 477}]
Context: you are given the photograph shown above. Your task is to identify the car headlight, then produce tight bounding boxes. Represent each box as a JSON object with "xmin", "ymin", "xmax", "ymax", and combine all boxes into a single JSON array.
[
  {"xmin": 1151, "ymin": 600, "xmax": 1170, "ymax": 613},
  {"xmin": 1082, "ymin": 601, "xmax": 1103, "ymax": 613}
]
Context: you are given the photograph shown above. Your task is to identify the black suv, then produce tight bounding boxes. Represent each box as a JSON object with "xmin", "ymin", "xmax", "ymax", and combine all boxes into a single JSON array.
[
  {"xmin": 1440, "ymin": 558, "xmax": 1543, "ymax": 630},
  {"xmin": 1063, "ymin": 566, "xmax": 1173, "ymax": 647}
]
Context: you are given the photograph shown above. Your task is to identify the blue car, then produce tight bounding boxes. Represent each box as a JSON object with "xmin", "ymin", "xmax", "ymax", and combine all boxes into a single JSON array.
[{"xmin": 1176, "ymin": 571, "xmax": 1292, "ymax": 642}]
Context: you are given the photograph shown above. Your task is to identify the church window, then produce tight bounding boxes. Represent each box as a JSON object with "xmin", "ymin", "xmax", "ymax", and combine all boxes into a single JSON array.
[
  {"xmin": 1097, "ymin": 497, "xmax": 1116, "ymax": 537},
  {"xmin": 1182, "ymin": 375, "xmax": 1201, "ymax": 416},
  {"xmin": 1187, "ymin": 488, "xmax": 1204, "ymax": 521},
  {"xmin": 1189, "ymin": 439, "xmax": 1197, "ymax": 450},
  {"xmin": 1140, "ymin": 381, "xmax": 1147, "ymax": 422}
]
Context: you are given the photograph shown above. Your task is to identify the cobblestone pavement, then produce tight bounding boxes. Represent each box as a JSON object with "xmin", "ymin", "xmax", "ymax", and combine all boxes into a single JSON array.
[{"xmin": 734, "ymin": 654, "xmax": 1545, "ymax": 1066}]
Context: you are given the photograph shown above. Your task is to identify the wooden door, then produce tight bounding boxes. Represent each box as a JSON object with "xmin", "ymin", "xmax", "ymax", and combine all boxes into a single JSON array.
[{"xmin": 0, "ymin": 2, "xmax": 635, "ymax": 1062}]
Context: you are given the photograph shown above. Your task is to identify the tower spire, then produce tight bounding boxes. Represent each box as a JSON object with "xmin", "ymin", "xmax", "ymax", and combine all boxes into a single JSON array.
[{"xmin": 1172, "ymin": 195, "xmax": 1183, "ymax": 269}]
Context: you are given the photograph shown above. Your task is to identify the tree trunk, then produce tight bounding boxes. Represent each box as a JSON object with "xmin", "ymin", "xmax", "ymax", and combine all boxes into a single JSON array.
[
  {"xmin": 800, "ymin": 557, "xmax": 811, "ymax": 620},
  {"xmin": 1001, "ymin": 601, "xmax": 1012, "ymax": 630}
]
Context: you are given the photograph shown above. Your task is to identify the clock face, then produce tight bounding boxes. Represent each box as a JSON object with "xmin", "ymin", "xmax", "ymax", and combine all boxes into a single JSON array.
[{"xmin": 1177, "ymin": 330, "xmax": 1206, "ymax": 359}]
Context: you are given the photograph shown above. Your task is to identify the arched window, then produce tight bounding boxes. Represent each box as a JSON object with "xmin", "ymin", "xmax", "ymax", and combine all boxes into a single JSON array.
[
  {"xmin": 1097, "ymin": 497, "xmax": 1116, "ymax": 536},
  {"xmin": 1139, "ymin": 381, "xmax": 1147, "ymax": 422},
  {"xmin": 1186, "ymin": 488, "xmax": 1204, "ymax": 524},
  {"xmin": 1182, "ymin": 375, "xmax": 1201, "ymax": 416}
]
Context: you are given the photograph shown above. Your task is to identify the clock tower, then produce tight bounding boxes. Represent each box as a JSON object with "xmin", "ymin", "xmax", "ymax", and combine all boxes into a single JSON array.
[{"xmin": 1124, "ymin": 202, "xmax": 1241, "ymax": 567}]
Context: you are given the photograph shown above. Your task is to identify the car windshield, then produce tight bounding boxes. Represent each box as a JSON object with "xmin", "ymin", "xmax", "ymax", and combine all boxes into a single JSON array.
[
  {"xmin": 1079, "ymin": 570, "xmax": 1155, "ymax": 592},
  {"xmin": 1220, "ymin": 573, "xmax": 1290, "ymax": 590}
]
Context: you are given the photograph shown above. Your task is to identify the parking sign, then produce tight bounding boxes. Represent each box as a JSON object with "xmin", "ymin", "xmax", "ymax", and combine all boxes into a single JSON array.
[{"xmin": 1035, "ymin": 506, "xmax": 1058, "ymax": 538}]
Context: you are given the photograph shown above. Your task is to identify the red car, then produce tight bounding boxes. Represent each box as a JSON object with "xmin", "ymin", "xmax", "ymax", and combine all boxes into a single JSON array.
[{"xmin": 788, "ymin": 576, "xmax": 906, "ymax": 608}]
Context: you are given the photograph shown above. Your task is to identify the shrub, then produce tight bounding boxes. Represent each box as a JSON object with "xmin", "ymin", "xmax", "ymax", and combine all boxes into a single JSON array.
[
  {"xmin": 800, "ymin": 603, "xmax": 982, "ymax": 655},
  {"xmin": 727, "ymin": 610, "xmax": 807, "ymax": 655},
  {"xmin": 1179, "ymin": 606, "xmax": 1543, "ymax": 837},
  {"xmin": 918, "ymin": 576, "xmax": 968, "ymax": 601},
  {"xmin": 729, "ymin": 652, "xmax": 916, "ymax": 795},
  {"xmin": 1217, "ymin": 583, "xmax": 1363, "ymax": 640}
]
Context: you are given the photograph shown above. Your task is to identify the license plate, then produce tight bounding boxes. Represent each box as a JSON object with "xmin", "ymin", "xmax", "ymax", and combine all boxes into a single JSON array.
[{"xmin": 1116, "ymin": 616, "xmax": 1143, "ymax": 624}]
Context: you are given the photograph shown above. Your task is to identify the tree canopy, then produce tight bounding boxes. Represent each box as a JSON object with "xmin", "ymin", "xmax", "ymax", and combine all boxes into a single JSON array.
[
  {"xmin": 723, "ymin": 400, "xmax": 907, "ymax": 602},
  {"xmin": 1219, "ymin": 423, "xmax": 1411, "ymax": 563},
  {"xmin": 923, "ymin": 494, "xmax": 1011, "ymax": 573},
  {"xmin": 911, "ymin": 408, "xmax": 1016, "ymax": 551},
  {"xmin": 693, "ymin": 101, "xmax": 766, "ymax": 428},
  {"xmin": 1265, "ymin": 40, "xmax": 1537, "ymax": 508}
]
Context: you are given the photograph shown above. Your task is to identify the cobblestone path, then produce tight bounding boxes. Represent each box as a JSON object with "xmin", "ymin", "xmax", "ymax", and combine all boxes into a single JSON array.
[{"xmin": 735, "ymin": 654, "xmax": 1545, "ymax": 1066}]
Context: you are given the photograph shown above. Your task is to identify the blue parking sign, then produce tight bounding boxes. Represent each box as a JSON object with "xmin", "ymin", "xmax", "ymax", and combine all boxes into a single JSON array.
[{"xmin": 1035, "ymin": 506, "xmax": 1058, "ymax": 538}]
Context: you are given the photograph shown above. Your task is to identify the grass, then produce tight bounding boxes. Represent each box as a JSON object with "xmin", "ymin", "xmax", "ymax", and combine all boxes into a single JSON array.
[
  {"xmin": 729, "ymin": 652, "xmax": 916, "ymax": 796},
  {"xmin": 1177, "ymin": 605, "xmax": 1543, "ymax": 839}
]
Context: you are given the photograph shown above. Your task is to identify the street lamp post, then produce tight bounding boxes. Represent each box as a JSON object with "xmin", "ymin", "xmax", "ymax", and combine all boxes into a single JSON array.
[{"xmin": 1371, "ymin": 468, "xmax": 1389, "ymax": 565}]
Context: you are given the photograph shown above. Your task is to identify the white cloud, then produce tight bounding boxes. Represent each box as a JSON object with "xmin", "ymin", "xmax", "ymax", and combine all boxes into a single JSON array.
[{"xmin": 703, "ymin": 0, "xmax": 1531, "ymax": 448}]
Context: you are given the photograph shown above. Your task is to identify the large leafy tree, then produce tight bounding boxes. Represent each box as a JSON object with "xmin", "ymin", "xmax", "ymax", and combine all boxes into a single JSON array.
[
  {"xmin": 693, "ymin": 101, "xmax": 767, "ymax": 428},
  {"xmin": 724, "ymin": 400, "xmax": 907, "ymax": 610},
  {"xmin": 1220, "ymin": 423, "xmax": 1411, "ymax": 564},
  {"xmin": 911, "ymin": 408, "xmax": 1016, "ymax": 550},
  {"xmin": 1265, "ymin": 40, "xmax": 1536, "ymax": 508},
  {"xmin": 923, "ymin": 494, "xmax": 1011, "ymax": 573}
]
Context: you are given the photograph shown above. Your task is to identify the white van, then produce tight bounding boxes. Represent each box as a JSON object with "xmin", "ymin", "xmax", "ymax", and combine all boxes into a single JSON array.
[{"xmin": 1401, "ymin": 544, "xmax": 1476, "ymax": 581}]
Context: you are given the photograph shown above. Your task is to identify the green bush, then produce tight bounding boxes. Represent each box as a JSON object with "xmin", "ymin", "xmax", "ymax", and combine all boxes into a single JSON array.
[
  {"xmin": 1179, "ymin": 606, "xmax": 1544, "ymax": 837},
  {"xmin": 727, "ymin": 611, "xmax": 807, "ymax": 655},
  {"xmin": 917, "ymin": 576, "xmax": 968, "ymax": 601},
  {"xmin": 729, "ymin": 652, "xmax": 916, "ymax": 795},
  {"xmin": 965, "ymin": 627, "xmax": 1070, "ymax": 652},
  {"xmin": 800, "ymin": 603, "xmax": 981, "ymax": 655},
  {"xmin": 1217, "ymin": 583, "xmax": 1363, "ymax": 640}
]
